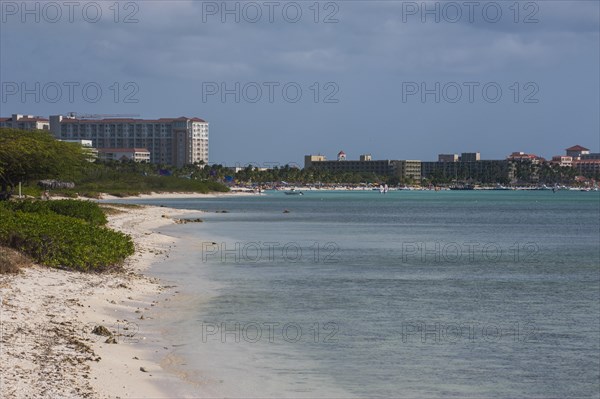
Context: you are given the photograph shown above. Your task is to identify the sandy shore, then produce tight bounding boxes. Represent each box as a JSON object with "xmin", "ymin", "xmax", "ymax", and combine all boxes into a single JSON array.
[{"xmin": 0, "ymin": 204, "xmax": 204, "ymax": 398}]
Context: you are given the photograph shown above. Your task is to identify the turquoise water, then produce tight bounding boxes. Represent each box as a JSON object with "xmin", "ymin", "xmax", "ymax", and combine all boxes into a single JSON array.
[{"xmin": 112, "ymin": 191, "xmax": 600, "ymax": 398}]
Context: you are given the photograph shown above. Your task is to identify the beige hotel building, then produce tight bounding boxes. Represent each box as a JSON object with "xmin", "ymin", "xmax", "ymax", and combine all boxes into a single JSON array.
[{"xmin": 49, "ymin": 115, "xmax": 208, "ymax": 167}]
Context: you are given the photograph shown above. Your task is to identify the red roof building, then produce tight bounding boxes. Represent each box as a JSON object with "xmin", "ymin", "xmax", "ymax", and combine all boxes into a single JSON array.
[
  {"xmin": 507, "ymin": 152, "xmax": 545, "ymax": 163},
  {"xmin": 566, "ymin": 145, "xmax": 590, "ymax": 160},
  {"xmin": 566, "ymin": 145, "xmax": 589, "ymax": 152}
]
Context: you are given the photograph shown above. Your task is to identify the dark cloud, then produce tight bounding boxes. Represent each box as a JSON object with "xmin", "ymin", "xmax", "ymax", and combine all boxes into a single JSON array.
[{"xmin": 1, "ymin": 0, "xmax": 598, "ymax": 163}]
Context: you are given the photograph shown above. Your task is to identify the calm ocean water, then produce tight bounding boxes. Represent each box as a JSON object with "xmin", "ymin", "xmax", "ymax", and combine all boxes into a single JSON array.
[{"xmin": 113, "ymin": 191, "xmax": 600, "ymax": 398}]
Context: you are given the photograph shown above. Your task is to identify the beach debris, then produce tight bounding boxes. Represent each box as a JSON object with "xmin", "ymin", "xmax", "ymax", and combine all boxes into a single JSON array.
[
  {"xmin": 38, "ymin": 179, "xmax": 75, "ymax": 190},
  {"xmin": 140, "ymin": 367, "xmax": 148, "ymax": 372},
  {"xmin": 133, "ymin": 356, "xmax": 139, "ymax": 360},
  {"xmin": 91, "ymin": 325, "xmax": 112, "ymax": 336},
  {"xmin": 174, "ymin": 218, "xmax": 203, "ymax": 224},
  {"xmin": 105, "ymin": 336, "xmax": 117, "ymax": 344}
]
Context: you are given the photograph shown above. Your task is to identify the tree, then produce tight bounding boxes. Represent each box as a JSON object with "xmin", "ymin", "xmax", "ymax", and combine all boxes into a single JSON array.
[{"xmin": 0, "ymin": 128, "xmax": 89, "ymax": 199}]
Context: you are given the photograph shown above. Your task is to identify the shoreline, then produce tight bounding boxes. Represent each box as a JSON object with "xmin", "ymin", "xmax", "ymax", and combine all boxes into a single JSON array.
[
  {"xmin": 0, "ymin": 204, "xmax": 205, "ymax": 398},
  {"xmin": 100, "ymin": 191, "xmax": 258, "ymax": 201}
]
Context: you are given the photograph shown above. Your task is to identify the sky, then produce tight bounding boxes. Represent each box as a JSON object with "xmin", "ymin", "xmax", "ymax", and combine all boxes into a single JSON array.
[{"xmin": 1, "ymin": 0, "xmax": 599, "ymax": 166}]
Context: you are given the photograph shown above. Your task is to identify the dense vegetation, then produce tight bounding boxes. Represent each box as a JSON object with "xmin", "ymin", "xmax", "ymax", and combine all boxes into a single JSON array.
[
  {"xmin": 0, "ymin": 201, "xmax": 133, "ymax": 272},
  {"xmin": 199, "ymin": 164, "xmax": 400, "ymax": 185},
  {"xmin": 0, "ymin": 128, "xmax": 90, "ymax": 198},
  {"xmin": 67, "ymin": 161, "xmax": 229, "ymax": 198},
  {"xmin": 0, "ymin": 127, "xmax": 229, "ymax": 198},
  {"xmin": 1, "ymin": 199, "xmax": 108, "ymax": 225},
  {"xmin": 217, "ymin": 161, "xmax": 596, "ymax": 186},
  {"xmin": 0, "ymin": 129, "xmax": 196, "ymax": 272},
  {"xmin": 1, "ymin": 128, "xmax": 593, "ymax": 194}
]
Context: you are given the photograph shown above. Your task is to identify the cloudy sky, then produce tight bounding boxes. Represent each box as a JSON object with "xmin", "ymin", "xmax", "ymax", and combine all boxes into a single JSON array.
[{"xmin": 1, "ymin": 1, "xmax": 598, "ymax": 165}]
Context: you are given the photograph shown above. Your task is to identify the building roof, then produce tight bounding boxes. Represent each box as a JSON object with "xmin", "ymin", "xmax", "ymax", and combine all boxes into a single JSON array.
[
  {"xmin": 566, "ymin": 145, "xmax": 589, "ymax": 151},
  {"xmin": 338, "ymin": 150, "xmax": 346, "ymax": 155},
  {"xmin": 0, "ymin": 117, "xmax": 48, "ymax": 122},
  {"xmin": 508, "ymin": 152, "xmax": 542, "ymax": 160},
  {"xmin": 97, "ymin": 148, "xmax": 150, "ymax": 153},
  {"xmin": 19, "ymin": 117, "xmax": 49, "ymax": 122},
  {"xmin": 61, "ymin": 116, "xmax": 206, "ymax": 124}
]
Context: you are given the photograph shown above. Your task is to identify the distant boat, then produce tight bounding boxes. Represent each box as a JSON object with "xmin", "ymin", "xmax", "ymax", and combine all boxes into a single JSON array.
[{"xmin": 284, "ymin": 188, "xmax": 304, "ymax": 196}]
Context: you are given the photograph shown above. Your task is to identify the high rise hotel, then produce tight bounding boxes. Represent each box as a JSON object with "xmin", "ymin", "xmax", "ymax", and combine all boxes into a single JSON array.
[{"xmin": 49, "ymin": 115, "xmax": 209, "ymax": 167}]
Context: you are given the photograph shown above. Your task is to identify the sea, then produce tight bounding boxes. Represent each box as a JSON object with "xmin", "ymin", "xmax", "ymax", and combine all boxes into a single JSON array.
[{"xmin": 109, "ymin": 190, "xmax": 600, "ymax": 398}]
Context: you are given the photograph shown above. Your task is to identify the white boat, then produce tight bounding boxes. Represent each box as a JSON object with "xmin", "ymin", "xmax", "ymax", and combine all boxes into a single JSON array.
[{"xmin": 284, "ymin": 188, "xmax": 303, "ymax": 196}]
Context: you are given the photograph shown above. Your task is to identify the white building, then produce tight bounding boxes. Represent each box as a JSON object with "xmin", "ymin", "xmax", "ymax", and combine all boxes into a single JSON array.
[
  {"xmin": 50, "ymin": 115, "xmax": 209, "ymax": 167},
  {"xmin": 0, "ymin": 114, "xmax": 50, "ymax": 130},
  {"xmin": 551, "ymin": 155, "xmax": 573, "ymax": 167},
  {"xmin": 97, "ymin": 148, "xmax": 151, "ymax": 163}
]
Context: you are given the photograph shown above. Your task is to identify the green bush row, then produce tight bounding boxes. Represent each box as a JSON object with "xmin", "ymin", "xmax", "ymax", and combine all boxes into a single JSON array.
[
  {"xmin": 0, "ymin": 207, "xmax": 133, "ymax": 271},
  {"xmin": 66, "ymin": 174, "xmax": 230, "ymax": 197},
  {"xmin": 1, "ymin": 199, "xmax": 107, "ymax": 225}
]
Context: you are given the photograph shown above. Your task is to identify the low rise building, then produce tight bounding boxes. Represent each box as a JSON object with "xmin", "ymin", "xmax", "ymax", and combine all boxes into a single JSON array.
[
  {"xmin": 304, "ymin": 154, "xmax": 327, "ymax": 169},
  {"xmin": 394, "ymin": 160, "xmax": 422, "ymax": 181},
  {"xmin": 460, "ymin": 152, "xmax": 481, "ymax": 162},
  {"xmin": 304, "ymin": 152, "xmax": 421, "ymax": 181},
  {"xmin": 508, "ymin": 151, "xmax": 545, "ymax": 164},
  {"xmin": 97, "ymin": 148, "xmax": 151, "ymax": 162},
  {"xmin": 573, "ymin": 159, "xmax": 600, "ymax": 176},
  {"xmin": 551, "ymin": 155, "xmax": 573, "ymax": 167},
  {"xmin": 438, "ymin": 154, "xmax": 459, "ymax": 162},
  {"xmin": 0, "ymin": 114, "xmax": 49, "ymax": 130},
  {"xmin": 422, "ymin": 160, "xmax": 511, "ymax": 183}
]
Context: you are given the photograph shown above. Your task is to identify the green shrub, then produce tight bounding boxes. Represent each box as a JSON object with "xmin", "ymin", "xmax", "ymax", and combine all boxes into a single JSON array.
[
  {"xmin": 54, "ymin": 172, "xmax": 230, "ymax": 197},
  {"xmin": 1, "ymin": 199, "xmax": 107, "ymax": 225},
  {"xmin": 0, "ymin": 208, "xmax": 133, "ymax": 271}
]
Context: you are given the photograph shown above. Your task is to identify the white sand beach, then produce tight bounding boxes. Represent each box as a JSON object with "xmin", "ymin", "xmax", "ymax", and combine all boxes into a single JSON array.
[{"xmin": 0, "ymin": 204, "xmax": 207, "ymax": 398}]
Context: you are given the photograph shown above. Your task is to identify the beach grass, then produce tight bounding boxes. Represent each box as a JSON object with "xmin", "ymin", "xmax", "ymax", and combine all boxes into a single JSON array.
[{"xmin": 0, "ymin": 246, "xmax": 33, "ymax": 274}]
